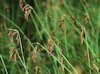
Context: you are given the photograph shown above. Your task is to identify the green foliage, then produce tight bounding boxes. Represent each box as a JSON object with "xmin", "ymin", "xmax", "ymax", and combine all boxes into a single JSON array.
[{"xmin": 0, "ymin": 0, "xmax": 100, "ymax": 74}]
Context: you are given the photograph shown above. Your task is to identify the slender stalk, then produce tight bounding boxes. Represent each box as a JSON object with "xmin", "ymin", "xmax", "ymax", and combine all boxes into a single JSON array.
[
  {"xmin": 37, "ymin": 43, "xmax": 72, "ymax": 74},
  {"xmin": 30, "ymin": 14, "xmax": 43, "ymax": 40},
  {"xmin": 0, "ymin": 55, "xmax": 8, "ymax": 74},
  {"xmin": 18, "ymin": 32, "xmax": 26, "ymax": 65},
  {"xmin": 33, "ymin": 10, "xmax": 78, "ymax": 74},
  {"xmin": 65, "ymin": 29, "xmax": 68, "ymax": 57},
  {"xmin": 15, "ymin": 50, "xmax": 29, "ymax": 74},
  {"xmin": 0, "ymin": 12, "xmax": 77, "ymax": 74},
  {"xmin": 0, "ymin": 13, "xmax": 35, "ymax": 49},
  {"xmin": 85, "ymin": 32, "xmax": 91, "ymax": 74}
]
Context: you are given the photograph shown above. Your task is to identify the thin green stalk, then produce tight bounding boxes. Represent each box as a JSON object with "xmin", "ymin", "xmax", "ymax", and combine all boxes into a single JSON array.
[
  {"xmin": 63, "ymin": 1, "xmax": 84, "ymax": 15},
  {"xmin": 0, "ymin": 10, "xmax": 78, "ymax": 74},
  {"xmin": 30, "ymin": 14, "xmax": 43, "ymax": 40},
  {"xmin": 33, "ymin": 10, "xmax": 78, "ymax": 74},
  {"xmin": 15, "ymin": 50, "xmax": 29, "ymax": 74},
  {"xmin": 0, "ymin": 13, "xmax": 49, "ymax": 74},
  {"xmin": 66, "ymin": 10, "xmax": 100, "ymax": 62},
  {"xmin": 34, "ymin": 0, "xmax": 44, "ymax": 16},
  {"xmin": 18, "ymin": 32, "xmax": 26, "ymax": 65},
  {"xmin": 65, "ymin": 29, "xmax": 68, "ymax": 57},
  {"xmin": 96, "ymin": 10, "xmax": 100, "ymax": 55},
  {"xmin": 0, "ymin": 13, "xmax": 35, "ymax": 49},
  {"xmin": 85, "ymin": 32, "xmax": 91, "ymax": 74},
  {"xmin": 86, "ymin": 43, "xmax": 100, "ymax": 62},
  {"xmin": 0, "ymin": 13, "xmax": 31, "ymax": 74},
  {"xmin": 65, "ymin": 11, "xmax": 100, "ymax": 62},
  {"xmin": 81, "ymin": 3, "xmax": 95, "ymax": 34},
  {"xmin": 0, "ymin": 55, "xmax": 8, "ymax": 74},
  {"xmin": 37, "ymin": 43, "xmax": 72, "ymax": 74}
]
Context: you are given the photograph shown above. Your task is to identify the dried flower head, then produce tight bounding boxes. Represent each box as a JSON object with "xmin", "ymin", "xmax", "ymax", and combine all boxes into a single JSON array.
[
  {"xmin": 8, "ymin": 28, "xmax": 20, "ymax": 45},
  {"xmin": 32, "ymin": 45, "xmax": 38, "ymax": 63},
  {"xmin": 15, "ymin": 49, "xmax": 19, "ymax": 55},
  {"xmin": 14, "ymin": 54, "xmax": 17, "ymax": 64},
  {"xmin": 58, "ymin": 16, "xmax": 66, "ymax": 33},
  {"xmin": 8, "ymin": 30, "xmax": 16, "ymax": 44},
  {"xmin": 80, "ymin": 27, "xmax": 85, "ymax": 44},
  {"xmin": 92, "ymin": 61, "xmax": 99, "ymax": 73},
  {"xmin": 58, "ymin": 16, "xmax": 64, "ymax": 27},
  {"xmin": 9, "ymin": 47, "xmax": 14, "ymax": 61},
  {"xmin": 9, "ymin": 47, "xmax": 18, "ymax": 64},
  {"xmin": 19, "ymin": 0, "xmax": 34, "ymax": 22},
  {"xmin": 22, "ymin": 4, "xmax": 33, "ymax": 22},
  {"xmin": 19, "ymin": 0, "xmax": 27, "ymax": 11},
  {"xmin": 84, "ymin": 13, "xmax": 90, "ymax": 24},
  {"xmin": 47, "ymin": 36, "xmax": 55, "ymax": 56}
]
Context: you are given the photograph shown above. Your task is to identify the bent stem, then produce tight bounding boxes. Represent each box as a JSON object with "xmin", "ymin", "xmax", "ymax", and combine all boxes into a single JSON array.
[
  {"xmin": 36, "ymin": 42, "xmax": 72, "ymax": 74},
  {"xmin": 33, "ymin": 10, "xmax": 78, "ymax": 74}
]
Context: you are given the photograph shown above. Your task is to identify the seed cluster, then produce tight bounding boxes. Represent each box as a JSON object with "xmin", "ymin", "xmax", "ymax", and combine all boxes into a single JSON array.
[
  {"xmin": 9, "ymin": 47, "xmax": 18, "ymax": 64},
  {"xmin": 8, "ymin": 29, "xmax": 20, "ymax": 44},
  {"xmin": 58, "ymin": 16, "xmax": 66, "ymax": 33},
  {"xmin": 70, "ymin": 15, "xmax": 85, "ymax": 44},
  {"xmin": 47, "ymin": 36, "xmax": 55, "ymax": 56},
  {"xmin": 19, "ymin": 0, "xmax": 33, "ymax": 22},
  {"xmin": 31, "ymin": 45, "xmax": 38, "ymax": 63}
]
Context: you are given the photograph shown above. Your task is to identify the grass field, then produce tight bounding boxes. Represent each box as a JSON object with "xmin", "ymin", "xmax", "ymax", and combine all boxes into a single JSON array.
[{"xmin": 0, "ymin": 0, "xmax": 100, "ymax": 74}]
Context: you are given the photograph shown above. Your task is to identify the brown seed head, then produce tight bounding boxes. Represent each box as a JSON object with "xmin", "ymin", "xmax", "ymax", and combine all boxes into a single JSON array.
[
  {"xmin": 32, "ymin": 46, "xmax": 38, "ymax": 63},
  {"xmin": 14, "ymin": 54, "xmax": 17, "ymax": 64},
  {"xmin": 19, "ymin": 0, "xmax": 27, "ymax": 11},
  {"xmin": 84, "ymin": 13, "xmax": 90, "ymax": 24},
  {"xmin": 8, "ymin": 29, "xmax": 20, "ymax": 44},
  {"xmin": 19, "ymin": 0, "xmax": 33, "ymax": 22},
  {"xmin": 80, "ymin": 27, "xmax": 85, "ymax": 44},
  {"xmin": 92, "ymin": 61, "xmax": 99, "ymax": 72},
  {"xmin": 58, "ymin": 16, "xmax": 66, "ymax": 33},
  {"xmin": 9, "ymin": 47, "xmax": 14, "ymax": 62},
  {"xmin": 22, "ymin": 4, "xmax": 34, "ymax": 22},
  {"xmin": 47, "ymin": 36, "xmax": 55, "ymax": 56}
]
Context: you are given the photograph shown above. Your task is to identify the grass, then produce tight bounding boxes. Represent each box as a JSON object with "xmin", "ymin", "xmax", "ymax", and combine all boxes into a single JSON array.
[{"xmin": 0, "ymin": 0, "xmax": 100, "ymax": 74}]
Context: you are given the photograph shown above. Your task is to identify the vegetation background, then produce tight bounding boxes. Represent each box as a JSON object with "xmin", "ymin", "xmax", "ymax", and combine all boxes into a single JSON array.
[{"xmin": 0, "ymin": 0, "xmax": 100, "ymax": 74}]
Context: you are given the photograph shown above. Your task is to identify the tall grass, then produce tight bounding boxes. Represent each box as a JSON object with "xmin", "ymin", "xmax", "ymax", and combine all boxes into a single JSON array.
[{"xmin": 0, "ymin": 0, "xmax": 100, "ymax": 74}]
